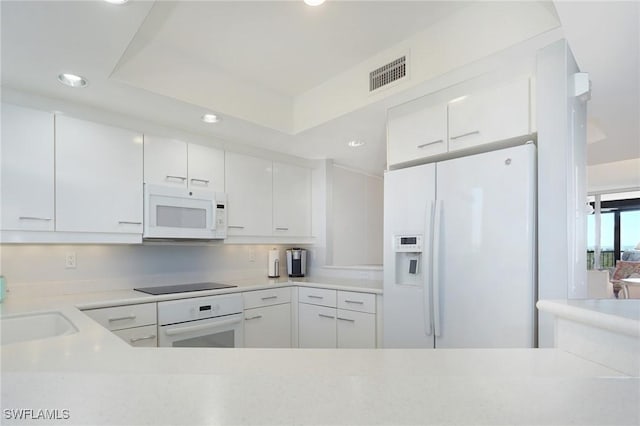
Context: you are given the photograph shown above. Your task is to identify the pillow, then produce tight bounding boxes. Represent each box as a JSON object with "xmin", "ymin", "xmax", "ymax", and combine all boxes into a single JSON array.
[{"xmin": 611, "ymin": 261, "xmax": 640, "ymax": 281}]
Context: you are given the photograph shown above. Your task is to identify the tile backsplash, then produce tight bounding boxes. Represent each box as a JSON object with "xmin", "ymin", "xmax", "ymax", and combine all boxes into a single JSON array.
[{"xmin": 0, "ymin": 244, "xmax": 306, "ymax": 296}]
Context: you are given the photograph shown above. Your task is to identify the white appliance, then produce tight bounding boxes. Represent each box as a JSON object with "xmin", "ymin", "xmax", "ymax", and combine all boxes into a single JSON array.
[
  {"xmin": 383, "ymin": 144, "xmax": 536, "ymax": 348},
  {"xmin": 157, "ymin": 294, "xmax": 243, "ymax": 348},
  {"xmin": 143, "ymin": 184, "xmax": 226, "ymax": 240}
]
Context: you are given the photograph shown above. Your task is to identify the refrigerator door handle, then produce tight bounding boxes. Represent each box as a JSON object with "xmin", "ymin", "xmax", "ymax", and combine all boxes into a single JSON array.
[
  {"xmin": 433, "ymin": 199, "xmax": 443, "ymax": 337},
  {"xmin": 423, "ymin": 200, "xmax": 435, "ymax": 336}
]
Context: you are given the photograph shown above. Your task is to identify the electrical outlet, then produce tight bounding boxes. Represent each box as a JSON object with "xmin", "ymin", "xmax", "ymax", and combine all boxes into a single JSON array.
[
  {"xmin": 248, "ymin": 247, "xmax": 256, "ymax": 263},
  {"xmin": 65, "ymin": 252, "xmax": 77, "ymax": 269}
]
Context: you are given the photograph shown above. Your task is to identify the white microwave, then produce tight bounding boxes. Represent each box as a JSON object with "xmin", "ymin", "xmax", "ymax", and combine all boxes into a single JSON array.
[{"xmin": 143, "ymin": 184, "xmax": 226, "ymax": 240}]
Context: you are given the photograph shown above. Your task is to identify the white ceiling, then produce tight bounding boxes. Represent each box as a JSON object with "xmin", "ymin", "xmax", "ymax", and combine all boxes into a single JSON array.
[
  {"xmin": 114, "ymin": 1, "xmax": 468, "ymax": 97},
  {"xmin": 1, "ymin": 1, "xmax": 638, "ymax": 177}
]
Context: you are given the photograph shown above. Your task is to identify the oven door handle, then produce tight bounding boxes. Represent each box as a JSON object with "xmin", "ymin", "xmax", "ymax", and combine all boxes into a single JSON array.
[{"xmin": 163, "ymin": 317, "xmax": 241, "ymax": 337}]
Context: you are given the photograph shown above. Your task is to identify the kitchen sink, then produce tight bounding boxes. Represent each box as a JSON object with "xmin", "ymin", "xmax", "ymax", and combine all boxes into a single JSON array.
[{"xmin": 1, "ymin": 311, "xmax": 78, "ymax": 345}]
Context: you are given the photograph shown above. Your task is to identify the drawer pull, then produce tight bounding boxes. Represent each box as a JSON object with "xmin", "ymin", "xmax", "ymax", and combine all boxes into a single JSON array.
[
  {"xmin": 118, "ymin": 221, "xmax": 142, "ymax": 225},
  {"xmin": 318, "ymin": 314, "xmax": 335, "ymax": 320},
  {"xmin": 308, "ymin": 295, "xmax": 323, "ymax": 299},
  {"xmin": 261, "ymin": 296, "xmax": 278, "ymax": 300},
  {"xmin": 190, "ymin": 178, "xmax": 210, "ymax": 185},
  {"xmin": 337, "ymin": 317, "xmax": 355, "ymax": 323},
  {"xmin": 275, "ymin": 227, "xmax": 289, "ymax": 231},
  {"xmin": 417, "ymin": 139, "xmax": 443, "ymax": 149},
  {"xmin": 166, "ymin": 175, "xmax": 187, "ymax": 181},
  {"xmin": 245, "ymin": 315, "xmax": 263, "ymax": 321},
  {"xmin": 19, "ymin": 216, "xmax": 52, "ymax": 221},
  {"xmin": 228, "ymin": 225, "xmax": 245, "ymax": 229},
  {"xmin": 450, "ymin": 130, "xmax": 480, "ymax": 141},
  {"xmin": 108, "ymin": 315, "xmax": 136, "ymax": 322},
  {"xmin": 129, "ymin": 334, "xmax": 156, "ymax": 343},
  {"xmin": 344, "ymin": 300, "xmax": 364, "ymax": 305}
]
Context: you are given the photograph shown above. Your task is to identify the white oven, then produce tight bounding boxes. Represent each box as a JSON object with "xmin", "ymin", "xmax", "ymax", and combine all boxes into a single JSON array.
[
  {"xmin": 157, "ymin": 294, "xmax": 243, "ymax": 348},
  {"xmin": 143, "ymin": 184, "xmax": 227, "ymax": 240}
]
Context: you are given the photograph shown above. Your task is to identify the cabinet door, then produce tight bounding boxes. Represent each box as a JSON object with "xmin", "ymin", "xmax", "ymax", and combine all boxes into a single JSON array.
[
  {"xmin": 448, "ymin": 77, "xmax": 530, "ymax": 152},
  {"xmin": 298, "ymin": 303, "xmax": 336, "ymax": 348},
  {"xmin": 187, "ymin": 144, "xmax": 225, "ymax": 193},
  {"xmin": 244, "ymin": 303, "xmax": 291, "ymax": 348},
  {"xmin": 336, "ymin": 309, "xmax": 376, "ymax": 349},
  {"xmin": 56, "ymin": 116, "xmax": 143, "ymax": 234},
  {"xmin": 143, "ymin": 135, "xmax": 188, "ymax": 188},
  {"xmin": 224, "ymin": 152, "xmax": 272, "ymax": 236},
  {"xmin": 273, "ymin": 162, "xmax": 311, "ymax": 236},
  {"xmin": 112, "ymin": 325, "xmax": 158, "ymax": 347},
  {"xmin": 1, "ymin": 104, "xmax": 54, "ymax": 231},
  {"xmin": 387, "ymin": 100, "xmax": 447, "ymax": 166}
]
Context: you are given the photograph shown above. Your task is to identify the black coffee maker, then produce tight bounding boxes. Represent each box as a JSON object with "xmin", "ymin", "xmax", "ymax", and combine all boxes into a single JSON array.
[{"xmin": 286, "ymin": 248, "xmax": 307, "ymax": 277}]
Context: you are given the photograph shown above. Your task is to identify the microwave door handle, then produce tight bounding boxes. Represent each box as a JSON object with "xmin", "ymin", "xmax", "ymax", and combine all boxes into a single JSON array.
[{"xmin": 163, "ymin": 317, "xmax": 242, "ymax": 336}]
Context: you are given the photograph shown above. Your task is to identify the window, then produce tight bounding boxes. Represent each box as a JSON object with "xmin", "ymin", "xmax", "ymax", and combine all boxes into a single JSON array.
[{"xmin": 587, "ymin": 193, "xmax": 640, "ymax": 270}]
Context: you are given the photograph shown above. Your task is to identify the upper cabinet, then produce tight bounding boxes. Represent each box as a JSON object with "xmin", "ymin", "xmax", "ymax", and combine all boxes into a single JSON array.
[
  {"xmin": 187, "ymin": 143, "xmax": 225, "ymax": 193},
  {"xmin": 225, "ymin": 152, "xmax": 273, "ymax": 236},
  {"xmin": 448, "ymin": 77, "xmax": 531, "ymax": 153},
  {"xmin": 55, "ymin": 116, "xmax": 143, "ymax": 236},
  {"xmin": 143, "ymin": 136, "xmax": 224, "ymax": 193},
  {"xmin": 387, "ymin": 75, "xmax": 533, "ymax": 167},
  {"xmin": 225, "ymin": 153, "xmax": 313, "ymax": 239},
  {"xmin": 387, "ymin": 100, "xmax": 447, "ymax": 166},
  {"xmin": 1, "ymin": 103, "xmax": 55, "ymax": 232},
  {"xmin": 273, "ymin": 162, "xmax": 311, "ymax": 237}
]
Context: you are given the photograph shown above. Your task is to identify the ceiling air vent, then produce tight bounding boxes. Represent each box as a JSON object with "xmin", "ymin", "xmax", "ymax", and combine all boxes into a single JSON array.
[{"xmin": 369, "ymin": 56, "xmax": 406, "ymax": 92}]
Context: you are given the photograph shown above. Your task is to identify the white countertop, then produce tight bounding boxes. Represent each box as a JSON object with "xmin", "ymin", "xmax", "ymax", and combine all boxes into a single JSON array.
[
  {"xmin": 0, "ymin": 275, "xmax": 382, "ymax": 314},
  {"xmin": 2, "ymin": 288, "xmax": 639, "ymax": 425},
  {"xmin": 537, "ymin": 299, "xmax": 640, "ymax": 338}
]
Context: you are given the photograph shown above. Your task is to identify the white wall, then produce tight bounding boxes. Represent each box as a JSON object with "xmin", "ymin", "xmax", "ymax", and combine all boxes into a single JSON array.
[
  {"xmin": 330, "ymin": 165, "xmax": 383, "ymax": 266},
  {"xmin": 536, "ymin": 39, "xmax": 588, "ymax": 347}
]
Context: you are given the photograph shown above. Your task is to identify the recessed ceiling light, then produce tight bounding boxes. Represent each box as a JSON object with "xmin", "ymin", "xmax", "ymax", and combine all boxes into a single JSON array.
[
  {"xmin": 304, "ymin": 0, "xmax": 326, "ymax": 6},
  {"xmin": 104, "ymin": 0, "xmax": 129, "ymax": 4},
  {"xmin": 348, "ymin": 140, "xmax": 365, "ymax": 148},
  {"xmin": 201, "ymin": 113, "xmax": 220, "ymax": 124},
  {"xmin": 57, "ymin": 73, "xmax": 88, "ymax": 88}
]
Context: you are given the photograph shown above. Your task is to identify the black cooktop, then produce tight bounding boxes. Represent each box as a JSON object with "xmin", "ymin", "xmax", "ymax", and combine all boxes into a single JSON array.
[{"xmin": 134, "ymin": 282, "xmax": 237, "ymax": 295}]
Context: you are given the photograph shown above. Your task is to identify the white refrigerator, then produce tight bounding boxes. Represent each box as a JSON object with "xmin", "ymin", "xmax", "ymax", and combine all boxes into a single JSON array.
[{"xmin": 383, "ymin": 144, "xmax": 536, "ymax": 348}]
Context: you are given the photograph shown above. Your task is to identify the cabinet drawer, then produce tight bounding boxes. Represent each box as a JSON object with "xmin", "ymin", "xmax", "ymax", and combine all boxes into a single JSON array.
[
  {"xmin": 337, "ymin": 291, "xmax": 376, "ymax": 314},
  {"xmin": 243, "ymin": 287, "xmax": 291, "ymax": 309},
  {"xmin": 84, "ymin": 303, "xmax": 157, "ymax": 331},
  {"xmin": 112, "ymin": 325, "xmax": 158, "ymax": 347},
  {"xmin": 298, "ymin": 287, "xmax": 336, "ymax": 308}
]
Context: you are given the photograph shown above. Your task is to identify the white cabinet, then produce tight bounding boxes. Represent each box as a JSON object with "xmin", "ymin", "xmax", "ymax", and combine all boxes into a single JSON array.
[
  {"xmin": 112, "ymin": 325, "xmax": 158, "ymax": 348},
  {"xmin": 448, "ymin": 77, "xmax": 531, "ymax": 152},
  {"xmin": 1, "ymin": 104, "xmax": 55, "ymax": 232},
  {"xmin": 224, "ymin": 152, "xmax": 273, "ymax": 236},
  {"xmin": 243, "ymin": 288, "xmax": 292, "ymax": 348},
  {"xmin": 55, "ymin": 116, "xmax": 143, "ymax": 235},
  {"xmin": 143, "ymin": 136, "xmax": 188, "ymax": 188},
  {"xmin": 273, "ymin": 162, "xmax": 311, "ymax": 237},
  {"xmin": 244, "ymin": 304, "xmax": 292, "ymax": 348},
  {"xmin": 387, "ymin": 101, "xmax": 447, "ymax": 166},
  {"xmin": 298, "ymin": 288, "xmax": 377, "ymax": 348},
  {"xmin": 387, "ymin": 75, "xmax": 532, "ymax": 166},
  {"xmin": 298, "ymin": 303, "xmax": 337, "ymax": 348},
  {"xmin": 84, "ymin": 303, "xmax": 157, "ymax": 347},
  {"xmin": 187, "ymin": 143, "xmax": 225, "ymax": 193},
  {"xmin": 336, "ymin": 309, "xmax": 376, "ymax": 349},
  {"xmin": 143, "ymin": 136, "xmax": 224, "ymax": 193}
]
